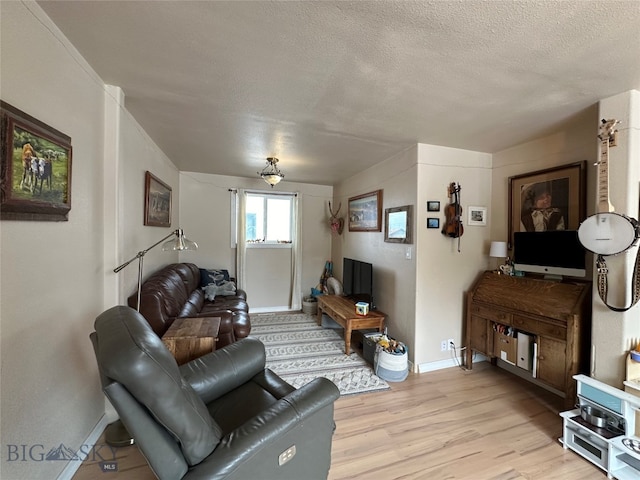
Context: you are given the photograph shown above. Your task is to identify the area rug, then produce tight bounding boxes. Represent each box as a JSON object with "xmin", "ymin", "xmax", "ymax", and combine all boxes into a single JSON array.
[{"xmin": 251, "ymin": 312, "xmax": 390, "ymax": 396}]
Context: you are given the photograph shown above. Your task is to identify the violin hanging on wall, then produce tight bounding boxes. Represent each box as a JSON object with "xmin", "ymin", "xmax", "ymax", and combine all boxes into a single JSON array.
[{"xmin": 442, "ymin": 182, "xmax": 463, "ymax": 251}]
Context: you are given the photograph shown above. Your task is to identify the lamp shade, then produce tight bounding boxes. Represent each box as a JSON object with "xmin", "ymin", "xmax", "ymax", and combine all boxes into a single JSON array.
[
  {"xmin": 258, "ymin": 157, "xmax": 284, "ymax": 187},
  {"xmin": 489, "ymin": 241, "xmax": 508, "ymax": 258},
  {"xmin": 261, "ymin": 173, "xmax": 283, "ymax": 186},
  {"xmin": 162, "ymin": 229, "xmax": 198, "ymax": 251}
]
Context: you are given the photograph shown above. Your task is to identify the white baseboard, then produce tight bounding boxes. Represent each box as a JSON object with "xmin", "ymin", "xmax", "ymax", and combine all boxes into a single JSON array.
[
  {"xmin": 417, "ymin": 354, "xmax": 488, "ymax": 373},
  {"xmin": 250, "ymin": 306, "xmax": 295, "ymax": 314},
  {"xmin": 56, "ymin": 414, "xmax": 108, "ymax": 480}
]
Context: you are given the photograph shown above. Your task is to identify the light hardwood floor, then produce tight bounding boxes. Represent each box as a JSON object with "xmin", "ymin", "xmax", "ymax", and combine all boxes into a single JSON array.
[{"xmin": 73, "ymin": 362, "xmax": 605, "ymax": 480}]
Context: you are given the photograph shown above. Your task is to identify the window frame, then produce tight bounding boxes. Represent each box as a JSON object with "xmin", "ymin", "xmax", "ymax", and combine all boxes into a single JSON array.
[{"xmin": 243, "ymin": 191, "xmax": 295, "ymax": 247}]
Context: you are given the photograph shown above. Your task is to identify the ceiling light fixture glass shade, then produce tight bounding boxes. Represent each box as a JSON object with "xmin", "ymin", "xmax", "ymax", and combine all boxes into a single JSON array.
[{"xmin": 258, "ymin": 157, "xmax": 284, "ymax": 187}]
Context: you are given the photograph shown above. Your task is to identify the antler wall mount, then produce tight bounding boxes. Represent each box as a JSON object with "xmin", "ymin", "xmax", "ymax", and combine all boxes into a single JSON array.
[{"xmin": 328, "ymin": 201, "xmax": 344, "ymax": 235}]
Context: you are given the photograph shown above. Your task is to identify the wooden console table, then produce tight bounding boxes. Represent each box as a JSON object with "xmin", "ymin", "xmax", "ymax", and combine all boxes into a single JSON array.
[
  {"xmin": 317, "ymin": 295, "xmax": 386, "ymax": 355},
  {"xmin": 161, "ymin": 316, "xmax": 221, "ymax": 365},
  {"xmin": 465, "ymin": 271, "xmax": 591, "ymax": 407}
]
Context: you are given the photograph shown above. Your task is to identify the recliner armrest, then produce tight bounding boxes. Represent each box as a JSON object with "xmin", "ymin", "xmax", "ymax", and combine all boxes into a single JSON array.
[
  {"xmin": 184, "ymin": 377, "xmax": 340, "ymax": 480},
  {"xmin": 180, "ymin": 337, "xmax": 266, "ymax": 403}
]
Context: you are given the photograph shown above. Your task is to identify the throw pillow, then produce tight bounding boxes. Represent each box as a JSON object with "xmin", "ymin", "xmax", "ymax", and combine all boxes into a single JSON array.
[{"xmin": 199, "ymin": 268, "xmax": 231, "ymax": 288}]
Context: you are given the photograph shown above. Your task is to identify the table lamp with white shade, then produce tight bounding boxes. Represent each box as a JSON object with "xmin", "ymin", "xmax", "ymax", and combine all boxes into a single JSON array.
[{"xmin": 489, "ymin": 241, "xmax": 510, "ymax": 273}]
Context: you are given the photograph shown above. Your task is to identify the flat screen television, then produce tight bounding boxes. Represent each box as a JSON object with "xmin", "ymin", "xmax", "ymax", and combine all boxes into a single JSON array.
[
  {"xmin": 513, "ymin": 230, "xmax": 586, "ymax": 279},
  {"xmin": 342, "ymin": 257, "xmax": 373, "ymax": 304}
]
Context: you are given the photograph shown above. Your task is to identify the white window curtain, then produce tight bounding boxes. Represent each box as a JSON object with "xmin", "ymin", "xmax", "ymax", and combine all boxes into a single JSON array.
[
  {"xmin": 235, "ymin": 189, "xmax": 247, "ymax": 291},
  {"xmin": 235, "ymin": 189, "xmax": 302, "ymax": 311},
  {"xmin": 290, "ymin": 193, "xmax": 302, "ymax": 310}
]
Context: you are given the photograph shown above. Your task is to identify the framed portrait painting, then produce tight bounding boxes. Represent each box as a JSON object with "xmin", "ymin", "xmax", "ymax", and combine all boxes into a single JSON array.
[
  {"xmin": 144, "ymin": 171, "xmax": 172, "ymax": 227},
  {"xmin": 508, "ymin": 161, "xmax": 585, "ymax": 249},
  {"xmin": 348, "ymin": 190, "xmax": 382, "ymax": 232},
  {"xmin": 1, "ymin": 101, "xmax": 72, "ymax": 221}
]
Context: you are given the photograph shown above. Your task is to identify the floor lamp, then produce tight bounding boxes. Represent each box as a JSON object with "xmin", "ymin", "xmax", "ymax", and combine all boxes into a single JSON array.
[
  {"xmin": 114, "ymin": 228, "xmax": 198, "ymax": 311},
  {"xmin": 106, "ymin": 228, "xmax": 198, "ymax": 446}
]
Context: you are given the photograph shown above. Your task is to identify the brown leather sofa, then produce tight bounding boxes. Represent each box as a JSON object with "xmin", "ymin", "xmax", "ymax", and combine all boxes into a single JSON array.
[{"xmin": 128, "ymin": 263, "xmax": 250, "ymax": 348}]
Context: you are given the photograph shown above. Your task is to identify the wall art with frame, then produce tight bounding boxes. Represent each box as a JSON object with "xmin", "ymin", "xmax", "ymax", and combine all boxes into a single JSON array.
[
  {"xmin": 508, "ymin": 161, "xmax": 585, "ymax": 249},
  {"xmin": 1, "ymin": 101, "xmax": 72, "ymax": 221},
  {"xmin": 468, "ymin": 206, "xmax": 487, "ymax": 226},
  {"xmin": 348, "ymin": 189, "xmax": 382, "ymax": 232},
  {"xmin": 144, "ymin": 171, "xmax": 172, "ymax": 227},
  {"xmin": 427, "ymin": 217, "xmax": 439, "ymax": 229},
  {"xmin": 427, "ymin": 201, "xmax": 440, "ymax": 212},
  {"xmin": 384, "ymin": 204, "xmax": 413, "ymax": 243}
]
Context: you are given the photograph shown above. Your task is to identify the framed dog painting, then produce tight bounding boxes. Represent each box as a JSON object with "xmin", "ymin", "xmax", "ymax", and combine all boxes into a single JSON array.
[{"xmin": 1, "ymin": 101, "xmax": 72, "ymax": 221}]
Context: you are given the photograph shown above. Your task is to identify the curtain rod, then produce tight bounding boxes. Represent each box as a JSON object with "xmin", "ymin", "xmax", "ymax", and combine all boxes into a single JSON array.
[{"xmin": 229, "ymin": 188, "xmax": 297, "ymax": 197}]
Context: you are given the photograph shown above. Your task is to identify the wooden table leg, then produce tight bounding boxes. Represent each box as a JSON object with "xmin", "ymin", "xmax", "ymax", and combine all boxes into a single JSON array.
[
  {"xmin": 344, "ymin": 321, "xmax": 352, "ymax": 355},
  {"xmin": 317, "ymin": 305, "xmax": 323, "ymax": 326}
]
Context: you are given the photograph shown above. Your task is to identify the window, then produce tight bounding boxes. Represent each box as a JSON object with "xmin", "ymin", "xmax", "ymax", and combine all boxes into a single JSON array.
[{"xmin": 245, "ymin": 193, "xmax": 293, "ymax": 243}]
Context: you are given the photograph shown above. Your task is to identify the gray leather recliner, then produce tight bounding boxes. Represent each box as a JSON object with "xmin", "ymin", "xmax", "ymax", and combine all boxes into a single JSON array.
[{"xmin": 90, "ymin": 306, "xmax": 340, "ymax": 480}]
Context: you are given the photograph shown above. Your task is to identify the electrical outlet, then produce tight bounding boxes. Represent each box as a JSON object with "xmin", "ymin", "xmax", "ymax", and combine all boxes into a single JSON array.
[
  {"xmin": 448, "ymin": 338, "xmax": 455, "ymax": 350},
  {"xmin": 440, "ymin": 340, "xmax": 447, "ymax": 351}
]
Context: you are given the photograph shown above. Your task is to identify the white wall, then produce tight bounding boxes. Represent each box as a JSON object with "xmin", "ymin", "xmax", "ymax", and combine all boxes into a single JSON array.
[
  {"xmin": 333, "ymin": 144, "xmax": 492, "ymax": 369},
  {"xmin": 592, "ymin": 90, "xmax": 640, "ymax": 386},
  {"xmin": 1, "ymin": 4, "xmax": 183, "ymax": 479},
  {"xmin": 333, "ymin": 146, "xmax": 420, "ymax": 361},
  {"xmin": 1, "ymin": 3, "xmax": 106, "ymax": 479},
  {"xmin": 113, "ymin": 95, "xmax": 181, "ymax": 303},
  {"xmin": 179, "ymin": 172, "xmax": 333, "ymax": 310},
  {"xmin": 414, "ymin": 144, "xmax": 492, "ymax": 368}
]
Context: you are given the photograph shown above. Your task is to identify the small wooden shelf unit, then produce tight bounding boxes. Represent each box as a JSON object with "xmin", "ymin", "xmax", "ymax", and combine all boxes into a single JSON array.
[
  {"xmin": 161, "ymin": 316, "xmax": 221, "ymax": 365},
  {"xmin": 465, "ymin": 271, "xmax": 591, "ymax": 407}
]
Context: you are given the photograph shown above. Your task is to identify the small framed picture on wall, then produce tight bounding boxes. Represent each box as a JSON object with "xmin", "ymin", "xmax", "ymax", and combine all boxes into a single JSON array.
[
  {"xmin": 467, "ymin": 206, "xmax": 487, "ymax": 226},
  {"xmin": 427, "ymin": 217, "xmax": 439, "ymax": 229},
  {"xmin": 427, "ymin": 201, "xmax": 440, "ymax": 212}
]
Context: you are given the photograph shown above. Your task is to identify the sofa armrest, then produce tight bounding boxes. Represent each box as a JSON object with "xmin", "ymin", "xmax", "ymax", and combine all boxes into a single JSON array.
[
  {"xmin": 179, "ymin": 337, "xmax": 266, "ymax": 403},
  {"xmin": 184, "ymin": 378, "xmax": 340, "ymax": 480}
]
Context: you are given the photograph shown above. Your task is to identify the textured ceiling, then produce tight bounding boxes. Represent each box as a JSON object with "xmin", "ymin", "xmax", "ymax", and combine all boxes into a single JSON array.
[{"xmin": 37, "ymin": 1, "xmax": 640, "ymax": 186}]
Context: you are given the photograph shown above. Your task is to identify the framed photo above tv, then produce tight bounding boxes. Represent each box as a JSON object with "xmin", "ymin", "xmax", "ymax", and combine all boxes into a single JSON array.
[
  {"xmin": 1, "ymin": 101, "xmax": 72, "ymax": 221},
  {"xmin": 144, "ymin": 171, "xmax": 172, "ymax": 227},
  {"xmin": 348, "ymin": 189, "xmax": 382, "ymax": 232},
  {"xmin": 508, "ymin": 161, "xmax": 585, "ymax": 249},
  {"xmin": 384, "ymin": 204, "xmax": 412, "ymax": 244}
]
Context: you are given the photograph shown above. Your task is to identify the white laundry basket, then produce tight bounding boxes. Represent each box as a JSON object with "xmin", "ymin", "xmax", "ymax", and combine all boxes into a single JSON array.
[{"xmin": 374, "ymin": 347, "xmax": 408, "ymax": 382}]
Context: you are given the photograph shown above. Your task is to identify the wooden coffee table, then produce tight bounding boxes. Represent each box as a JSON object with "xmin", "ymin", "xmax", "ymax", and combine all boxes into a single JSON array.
[
  {"xmin": 161, "ymin": 316, "xmax": 221, "ymax": 365},
  {"xmin": 317, "ymin": 295, "xmax": 386, "ymax": 355}
]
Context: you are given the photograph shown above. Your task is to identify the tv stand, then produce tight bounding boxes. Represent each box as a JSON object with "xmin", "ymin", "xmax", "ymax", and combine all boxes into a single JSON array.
[
  {"xmin": 317, "ymin": 295, "xmax": 386, "ymax": 355},
  {"xmin": 465, "ymin": 271, "xmax": 591, "ymax": 407}
]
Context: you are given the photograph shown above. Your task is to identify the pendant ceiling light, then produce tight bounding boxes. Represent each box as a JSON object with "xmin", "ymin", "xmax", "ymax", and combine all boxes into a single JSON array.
[{"xmin": 258, "ymin": 157, "xmax": 284, "ymax": 187}]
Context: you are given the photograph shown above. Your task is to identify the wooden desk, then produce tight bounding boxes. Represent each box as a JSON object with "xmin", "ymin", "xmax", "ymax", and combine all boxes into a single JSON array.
[
  {"xmin": 465, "ymin": 271, "xmax": 590, "ymax": 407},
  {"xmin": 161, "ymin": 316, "xmax": 221, "ymax": 365},
  {"xmin": 317, "ymin": 295, "xmax": 386, "ymax": 355}
]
